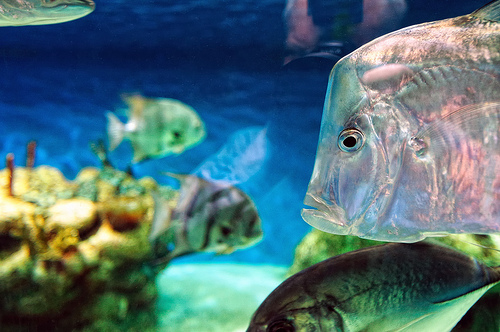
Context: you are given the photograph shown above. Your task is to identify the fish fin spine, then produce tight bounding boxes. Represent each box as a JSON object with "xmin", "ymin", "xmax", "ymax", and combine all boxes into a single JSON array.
[
  {"xmin": 471, "ymin": 0, "xmax": 500, "ymax": 22},
  {"xmin": 149, "ymin": 191, "xmax": 174, "ymax": 243},
  {"xmin": 106, "ymin": 112, "xmax": 125, "ymax": 151}
]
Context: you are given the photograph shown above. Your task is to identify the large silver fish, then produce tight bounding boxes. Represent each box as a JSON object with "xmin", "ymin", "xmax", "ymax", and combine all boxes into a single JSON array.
[
  {"xmin": 107, "ymin": 94, "xmax": 206, "ymax": 163},
  {"xmin": 149, "ymin": 174, "xmax": 263, "ymax": 265},
  {"xmin": 0, "ymin": 0, "xmax": 94, "ymax": 26},
  {"xmin": 302, "ymin": 0, "xmax": 500, "ymax": 242},
  {"xmin": 247, "ymin": 242, "xmax": 500, "ymax": 332}
]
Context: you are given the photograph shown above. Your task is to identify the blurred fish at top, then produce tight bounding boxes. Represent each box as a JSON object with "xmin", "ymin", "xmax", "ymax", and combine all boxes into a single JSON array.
[
  {"xmin": 302, "ymin": 1, "xmax": 500, "ymax": 242},
  {"xmin": 0, "ymin": 0, "xmax": 95, "ymax": 26},
  {"xmin": 148, "ymin": 174, "xmax": 263, "ymax": 266},
  {"xmin": 106, "ymin": 94, "xmax": 206, "ymax": 163},
  {"xmin": 247, "ymin": 241, "xmax": 500, "ymax": 332},
  {"xmin": 193, "ymin": 126, "xmax": 269, "ymax": 186},
  {"xmin": 283, "ymin": 0, "xmax": 407, "ymax": 65}
]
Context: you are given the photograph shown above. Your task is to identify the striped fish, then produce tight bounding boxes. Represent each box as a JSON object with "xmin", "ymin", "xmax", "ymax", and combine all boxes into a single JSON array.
[
  {"xmin": 149, "ymin": 174, "xmax": 262, "ymax": 265},
  {"xmin": 302, "ymin": 0, "xmax": 500, "ymax": 242},
  {"xmin": 0, "ymin": 0, "xmax": 94, "ymax": 26}
]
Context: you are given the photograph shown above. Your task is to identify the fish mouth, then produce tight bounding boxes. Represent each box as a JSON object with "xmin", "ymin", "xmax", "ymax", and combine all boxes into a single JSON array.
[{"xmin": 301, "ymin": 192, "xmax": 352, "ymax": 235}]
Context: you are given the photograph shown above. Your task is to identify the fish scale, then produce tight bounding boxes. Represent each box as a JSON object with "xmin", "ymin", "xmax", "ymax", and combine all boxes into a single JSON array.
[{"xmin": 302, "ymin": 0, "xmax": 500, "ymax": 242}]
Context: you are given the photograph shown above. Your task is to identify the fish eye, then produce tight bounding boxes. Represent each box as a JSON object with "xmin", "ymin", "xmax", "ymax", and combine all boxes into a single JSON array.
[
  {"xmin": 338, "ymin": 128, "xmax": 364, "ymax": 152},
  {"xmin": 173, "ymin": 131, "xmax": 182, "ymax": 139},
  {"xmin": 221, "ymin": 226, "xmax": 232, "ymax": 236},
  {"xmin": 267, "ymin": 319, "xmax": 295, "ymax": 332}
]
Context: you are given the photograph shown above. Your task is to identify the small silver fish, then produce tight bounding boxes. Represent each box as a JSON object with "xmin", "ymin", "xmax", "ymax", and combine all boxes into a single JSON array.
[
  {"xmin": 0, "ymin": 0, "xmax": 94, "ymax": 26},
  {"xmin": 302, "ymin": 0, "xmax": 500, "ymax": 242},
  {"xmin": 106, "ymin": 94, "xmax": 206, "ymax": 163},
  {"xmin": 247, "ymin": 242, "xmax": 500, "ymax": 332},
  {"xmin": 149, "ymin": 174, "xmax": 263, "ymax": 265}
]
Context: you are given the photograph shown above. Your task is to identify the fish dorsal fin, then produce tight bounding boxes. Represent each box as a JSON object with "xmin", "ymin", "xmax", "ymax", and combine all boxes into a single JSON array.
[
  {"xmin": 361, "ymin": 64, "xmax": 415, "ymax": 93},
  {"xmin": 411, "ymin": 102, "xmax": 500, "ymax": 155},
  {"xmin": 163, "ymin": 172, "xmax": 190, "ymax": 183},
  {"xmin": 123, "ymin": 93, "xmax": 147, "ymax": 119},
  {"xmin": 471, "ymin": 0, "xmax": 500, "ymax": 22}
]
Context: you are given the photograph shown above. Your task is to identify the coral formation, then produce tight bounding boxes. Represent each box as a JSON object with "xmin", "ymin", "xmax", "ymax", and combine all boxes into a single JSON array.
[
  {"xmin": 290, "ymin": 230, "xmax": 500, "ymax": 332},
  {"xmin": 0, "ymin": 163, "xmax": 176, "ymax": 331}
]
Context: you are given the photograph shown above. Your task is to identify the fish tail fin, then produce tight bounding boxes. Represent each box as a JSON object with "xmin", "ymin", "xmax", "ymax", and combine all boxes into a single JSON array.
[
  {"xmin": 149, "ymin": 191, "xmax": 173, "ymax": 243},
  {"xmin": 106, "ymin": 112, "xmax": 125, "ymax": 151}
]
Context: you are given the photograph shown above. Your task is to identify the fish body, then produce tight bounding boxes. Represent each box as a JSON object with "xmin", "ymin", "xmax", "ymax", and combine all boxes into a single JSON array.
[
  {"xmin": 149, "ymin": 174, "xmax": 262, "ymax": 265},
  {"xmin": 302, "ymin": 0, "xmax": 500, "ymax": 242},
  {"xmin": 247, "ymin": 242, "xmax": 500, "ymax": 332},
  {"xmin": 0, "ymin": 0, "xmax": 94, "ymax": 26},
  {"xmin": 106, "ymin": 94, "xmax": 206, "ymax": 163}
]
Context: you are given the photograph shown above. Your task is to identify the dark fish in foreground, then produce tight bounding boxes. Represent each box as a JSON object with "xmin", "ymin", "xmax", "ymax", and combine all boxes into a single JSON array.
[
  {"xmin": 107, "ymin": 94, "xmax": 206, "ymax": 163},
  {"xmin": 303, "ymin": 0, "xmax": 500, "ymax": 242},
  {"xmin": 149, "ymin": 174, "xmax": 262, "ymax": 265},
  {"xmin": 247, "ymin": 242, "xmax": 500, "ymax": 332},
  {"xmin": 0, "ymin": 0, "xmax": 95, "ymax": 26}
]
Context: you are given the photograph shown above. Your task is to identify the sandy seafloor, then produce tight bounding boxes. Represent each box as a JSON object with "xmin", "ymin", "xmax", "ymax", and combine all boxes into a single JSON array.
[{"xmin": 0, "ymin": 0, "xmax": 490, "ymax": 330}]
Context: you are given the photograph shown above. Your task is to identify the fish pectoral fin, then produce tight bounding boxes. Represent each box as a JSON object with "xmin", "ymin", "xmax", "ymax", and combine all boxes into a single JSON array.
[
  {"xmin": 412, "ymin": 102, "xmax": 500, "ymax": 155},
  {"xmin": 471, "ymin": 0, "xmax": 500, "ymax": 22},
  {"xmin": 217, "ymin": 247, "xmax": 235, "ymax": 255}
]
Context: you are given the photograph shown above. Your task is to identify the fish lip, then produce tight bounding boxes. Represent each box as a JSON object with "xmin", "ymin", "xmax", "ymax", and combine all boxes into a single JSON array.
[{"xmin": 301, "ymin": 192, "xmax": 353, "ymax": 235}]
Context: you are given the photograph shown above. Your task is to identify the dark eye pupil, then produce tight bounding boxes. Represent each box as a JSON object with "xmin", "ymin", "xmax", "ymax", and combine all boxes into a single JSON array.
[
  {"xmin": 343, "ymin": 135, "xmax": 357, "ymax": 148},
  {"xmin": 272, "ymin": 328, "xmax": 292, "ymax": 332},
  {"xmin": 221, "ymin": 227, "xmax": 232, "ymax": 236},
  {"xmin": 174, "ymin": 132, "xmax": 181, "ymax": 138}
]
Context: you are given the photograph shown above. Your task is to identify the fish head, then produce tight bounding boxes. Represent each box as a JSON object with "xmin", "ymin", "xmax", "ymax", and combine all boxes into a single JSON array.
[
  {"xmin": 34, "ymin": 0, "xmax": 95, "ymax": 24},
  {"xmin": 302, "ymin": 58, "xmax": 408, "ymax": 239},
  {"xmin": 247, "ymin": 266, "xmax": 341, "ymax": 332},
  {"xmin": 165, "ymin": 109, "xmax": 206, "ymax": 154},
  {"xmin": 207, "ymin": 185, "xmax": 263, "ymax": 253}
]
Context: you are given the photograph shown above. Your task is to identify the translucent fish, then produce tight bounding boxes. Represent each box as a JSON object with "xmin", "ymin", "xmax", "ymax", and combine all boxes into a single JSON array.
[
  {"xmin": 0, "ymin": 0, "xmax": 95, "ymax": 26},
  {"xmin": 192, "ymin": 126, "xmax": 269, "ymax": 186},
  {"xmin": 247, "ymin": 242, "xmax": 500, "ymax": 332},
  {"xmin": 302, "ymin": 0, "xmax": 500, "ymax": 242}
]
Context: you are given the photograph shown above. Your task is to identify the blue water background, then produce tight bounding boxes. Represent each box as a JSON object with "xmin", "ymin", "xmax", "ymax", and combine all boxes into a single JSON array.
[{"xmin": 0, "ymin": 0, "xmax": 486, "ymax": 266}]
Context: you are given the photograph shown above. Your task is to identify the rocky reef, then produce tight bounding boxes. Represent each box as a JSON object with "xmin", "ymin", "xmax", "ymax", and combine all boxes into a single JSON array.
[
  {"xmin": 290, "ymin": 230, "xmax": 500, "ymax": 332},
  {"xmin": 0, "ymin": 163, "xmax": 177, "ymax": 331}
]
